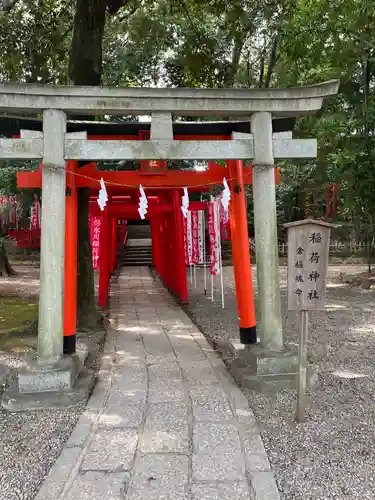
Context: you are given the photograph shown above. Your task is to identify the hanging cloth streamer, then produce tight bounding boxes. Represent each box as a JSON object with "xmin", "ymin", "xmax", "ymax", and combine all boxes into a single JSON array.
[
  {"xmin": 97, "ymin": 177, "xmax": 108, "ymax": 211},
  {"xmin": 181, "ymin": 187, "xmax": 189, "ymax": 218},
  {"xmin": 138, "ymin": 185, "xmax": 148, "ymax": 219},
  {"xmin": 221, "ymin": 177, "xmax": 231, "ymax": 220}
]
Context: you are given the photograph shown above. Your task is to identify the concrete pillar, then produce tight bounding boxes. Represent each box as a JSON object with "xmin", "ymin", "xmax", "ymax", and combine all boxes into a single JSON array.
[
  {"xmin": 38, "ymin": 109, "xmax": 67, "ymax": 364},
  {"xmin": 251, "ymin": 112, "xmax": 283, "ymax": 351}
]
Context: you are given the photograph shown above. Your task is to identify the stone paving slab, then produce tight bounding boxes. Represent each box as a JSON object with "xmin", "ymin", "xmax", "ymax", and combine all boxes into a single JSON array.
[
  {"xmin": 126, "ymin": 454, "xmax": 189, "ymax": 500},
  {"xmin": 193, "ymin": 422, "xmax": 246, "ymax": 481},
  {"xmin": 190, "ymin": 386, "xmax": 233, "ymax": 422},
  {"xmin": 192, "ymin": 481, "xmax": 254, "ymax": 500},
  {"xmin": 35, "ymin": 267, "xmax": 280, "ymax": 500},
  {"xmin": 81, "ymin": 428, "xmax": 138, "ymax": 472},
  {"xmin": 141, "ymin": 401, "xmax": 189, "ymax": 453}
]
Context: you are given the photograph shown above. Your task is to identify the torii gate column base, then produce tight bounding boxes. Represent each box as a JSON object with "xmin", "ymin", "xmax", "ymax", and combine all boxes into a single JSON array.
[{"xmin": 1, "ymin": 113, "xmax": 94, "ymax": 412}]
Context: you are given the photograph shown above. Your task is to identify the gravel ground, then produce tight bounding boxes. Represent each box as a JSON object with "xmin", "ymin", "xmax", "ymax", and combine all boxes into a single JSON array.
[
  {"xmin": 186, "ymin": 264, "xmax": 375, "ymax": 500},
  {"xmin": 0, "ymin": 265, "xmax": 101, "ymax": 500},
  {"xmin": 0, "ymin": 406, "xmax": 83, "ymax": 500}
]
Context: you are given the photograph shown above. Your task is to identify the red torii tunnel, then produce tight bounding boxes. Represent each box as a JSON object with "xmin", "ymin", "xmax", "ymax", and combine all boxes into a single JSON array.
[{"xmin": 17, "ymin": 133, "xmax": 280, "ymax": 355}]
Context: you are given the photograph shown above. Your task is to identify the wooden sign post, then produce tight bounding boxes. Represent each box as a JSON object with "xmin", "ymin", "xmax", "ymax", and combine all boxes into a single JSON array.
[{"xmin": 284, "ymin": 219, "xmax": 335, "ymax": 422}]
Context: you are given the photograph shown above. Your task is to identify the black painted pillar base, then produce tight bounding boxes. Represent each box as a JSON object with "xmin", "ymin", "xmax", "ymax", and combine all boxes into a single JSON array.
[
  {"xmin": 63, "ymin": 334, "xmax": 76, "ymax": 355},
  {"xmin": 239, "ymin": 326, "xmax": 257, "ymax": 345}
]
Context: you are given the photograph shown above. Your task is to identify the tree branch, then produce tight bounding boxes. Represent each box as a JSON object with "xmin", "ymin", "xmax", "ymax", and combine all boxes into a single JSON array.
[
  {"xmin": 0, "ymin": 0, "xmax": 18, "ymax": 11},
  {"xmin": 264, "ymin": 35, "xmax": 278, "ymax": 88},
  {"xmin": 258, "ymin": 50, "xmax": 265, "ymax": 87},
  {"xmin": 224, "ymin": 36, "xmax": 245, "ymax": 86},
  {"xmin": 116, "ymin": 3, "xmax": 139, "ymax": 22},
  {"xmin": 106, "ymin": 0, "xmax": 135, "ymax": 15}
]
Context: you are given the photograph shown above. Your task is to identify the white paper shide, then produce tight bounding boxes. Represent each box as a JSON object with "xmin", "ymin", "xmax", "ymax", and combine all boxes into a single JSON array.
[
  {"xmin": 138, "ymin": 185, "xmax": 148, "ymax": 219},
  {"xmin": 97, "ymin": 177, "xmax": 108, "ymax": 211},
  {"xmin": 181, "ymin": 187, "xmax": 189, "ymax": 219}
]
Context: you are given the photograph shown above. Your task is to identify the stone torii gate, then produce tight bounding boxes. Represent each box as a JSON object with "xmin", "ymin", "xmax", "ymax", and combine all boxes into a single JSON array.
[{"xmin": 0, "ymin": 81, "xmax": 339, "ymax": 408}]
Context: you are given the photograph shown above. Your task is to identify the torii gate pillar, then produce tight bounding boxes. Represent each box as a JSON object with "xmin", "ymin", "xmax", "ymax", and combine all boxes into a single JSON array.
[
  {"xmin": 37, "ymin": 110, "xmax": 66, "ymax": 363},
  {"xmin": 227, "ymin": 160, "xmax": 256, "ymax": 344},
  {"xmin": 251, "ymin": 112, "xmax": 283, "ymax": 351}
]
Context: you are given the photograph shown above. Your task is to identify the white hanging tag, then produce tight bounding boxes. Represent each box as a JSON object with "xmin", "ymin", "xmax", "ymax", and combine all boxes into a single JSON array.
[
  {"xmin": 97, "ymin": 177, "xmax": 108, "ymax": 211},
  {"xmin": 181, "ymin": 187, "xmax": 189, "ymax": 218}
]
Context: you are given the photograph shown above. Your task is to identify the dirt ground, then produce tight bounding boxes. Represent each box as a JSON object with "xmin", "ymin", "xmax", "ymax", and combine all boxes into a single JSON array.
[{"xmin": 0, "ymin": 265, "xmax": 39, "ymax": 300}]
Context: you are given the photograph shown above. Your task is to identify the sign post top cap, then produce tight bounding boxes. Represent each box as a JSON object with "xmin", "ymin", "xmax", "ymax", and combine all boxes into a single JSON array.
[{"xmin": 283, "ymin": 218, "xmax": 338, "ymax": 229}]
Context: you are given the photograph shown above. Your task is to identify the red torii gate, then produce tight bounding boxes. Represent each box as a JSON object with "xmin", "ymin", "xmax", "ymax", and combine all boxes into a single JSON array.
[{"xmin": 17, "ymin": 133, "xmax": 280, "ymax": 354}]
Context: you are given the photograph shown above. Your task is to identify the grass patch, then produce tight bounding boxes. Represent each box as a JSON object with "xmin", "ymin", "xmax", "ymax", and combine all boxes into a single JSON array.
[{"xmin": 0, "ymin": 297, "xmax": 38, "ymax": 352}]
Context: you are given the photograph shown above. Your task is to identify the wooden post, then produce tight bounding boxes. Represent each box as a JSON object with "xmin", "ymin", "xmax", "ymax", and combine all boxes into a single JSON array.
[
  {"xmin": 164, "ymin": 213, "xmax": 173, "ymax": 290},
  {"xmin": 64, "ymin": 160, "xmax": 78, "ymax": 354},
  {"xmin": 151, "ymin": 213, "xmax": 162, "ymax": 273},
  {"xmin": 296, "ymin": 310, "xmax": 308, "ymax": 422},
  {"xmin": 158, "ymin": 213, "xmax": 166, "ymax": 283},
  {"xmin": 284, "ymin": 218, "xmax": 336, "ymax": 422},
  {"xmin": 227, "ymin": 160, "xmax": 256, "ymax": 344},
  {"xmin": 111, "ymin": 216, "xmax": 117, "ymax": 273}
]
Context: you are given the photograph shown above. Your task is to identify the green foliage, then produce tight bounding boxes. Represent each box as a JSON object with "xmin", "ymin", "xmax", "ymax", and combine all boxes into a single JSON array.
[
  {"xmin": 1, "ymin": 0, "xmax": 375, "ymax": 239},
  {"xmin": 0, "ymin": 0, "xmax": 72, "ymax": 83}
]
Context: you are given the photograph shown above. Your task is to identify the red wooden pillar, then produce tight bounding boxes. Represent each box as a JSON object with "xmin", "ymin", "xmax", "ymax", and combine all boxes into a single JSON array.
[
  {"xmin": 98, "ymin": 194, "xmax": 112, "ymax": 308},
  {"xmin": 150, "ymin": 214, "xmax": 160, "ymax": 271},
  {"xmin": 163, "ymin": 214, "xmax": 170, "ymax": 287},
  {"xmin": 159, "ymin": 213, "xmax": 167, "ymax": 282},
  {"xmin": 164, "ymin": 213, "xmax": 172, "ymax": 289},
  {"xmin": 172, "ymin": 190, "xmax": 189, "ymax": 303},
  {"xmin": 64, "ymin": 160, "xmax": 78, "ymax": 354},
  {"xmin": 227, "ymin": 160, "xmax": 257, "ymax": 344},
  {"xmin": 111, "ymin": 217, "xmax": 117, "ymax": 273}
]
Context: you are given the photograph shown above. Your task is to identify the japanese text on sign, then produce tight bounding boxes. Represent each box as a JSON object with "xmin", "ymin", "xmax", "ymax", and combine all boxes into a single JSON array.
[
  {"xmin": 89, "ymin": 215, "xmax": 102, "ymax": 270},
  {"xmin": 286, "ymin": 222, "xmax": 332, "ymax": 311}
]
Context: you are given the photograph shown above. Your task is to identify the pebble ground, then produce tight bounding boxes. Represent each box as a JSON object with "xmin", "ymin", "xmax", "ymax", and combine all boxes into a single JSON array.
[
  {"xmin": 186, "ymin": 264, "xmax": 375, "ymax": 500},
  {"xmin": 0, "ymin": 406, "xmax": 83, "ymax": 500}
]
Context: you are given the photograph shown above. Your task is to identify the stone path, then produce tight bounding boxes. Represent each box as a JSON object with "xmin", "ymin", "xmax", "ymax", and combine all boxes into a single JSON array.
[{"xmin": 35, "ymin": 267, "xmax": 279, "ymax": 500}]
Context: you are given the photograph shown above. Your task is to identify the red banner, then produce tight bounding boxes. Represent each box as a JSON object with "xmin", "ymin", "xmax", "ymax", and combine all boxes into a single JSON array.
[
  {"xmin": 31, "ymin": 200, "xmax": 40, "ymax": 229},
  {"xmin": 90, "ymin": 215, "xmax": 102, "ymax": 270},
  {"xmin": 191, "ymin": 211, "xmax": 200, "ymax": 265},
  {"xmin": 183, "ymin": 216, "xmax": 190, "ymax": 265},
  {"xmin": 208, "ymin": 202, "xmax": 217, "ymax": 275}
]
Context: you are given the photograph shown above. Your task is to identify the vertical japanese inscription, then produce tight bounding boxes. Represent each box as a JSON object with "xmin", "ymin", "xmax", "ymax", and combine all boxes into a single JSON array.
[{"xmin": 287, "ymin": 223, "xmax": 330, "ymax": 310}]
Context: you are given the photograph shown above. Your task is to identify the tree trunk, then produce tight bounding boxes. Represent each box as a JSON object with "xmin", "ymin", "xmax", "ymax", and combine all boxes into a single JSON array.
[
  {"xmin": 70, "ymin": 0, "xmax": 107, "ymax": 86},
  {"xmin": 70, "ymin": 0, "xmax": 107, "ymax": 329},
  {"xmin": 0, "ymin": 240, "xmax": 16, "ymax": 277}
]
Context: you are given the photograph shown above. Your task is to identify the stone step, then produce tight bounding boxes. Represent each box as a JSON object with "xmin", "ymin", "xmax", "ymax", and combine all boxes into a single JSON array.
[
  {"xmin": 122, "ymin": 255, "xmax": 152, "ymax": 262},
  {"xmin": 124, "ymin": 247, "xmax": 152, "ymax": 255}
]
